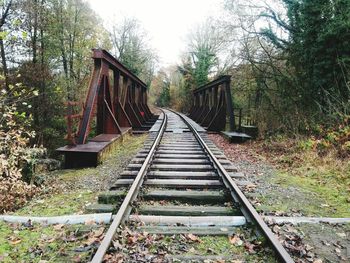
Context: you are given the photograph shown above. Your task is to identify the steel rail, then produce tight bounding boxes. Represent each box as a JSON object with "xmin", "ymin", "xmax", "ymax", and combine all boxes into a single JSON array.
[
  {"xmin": 171, "ymin": 109, "xmax": 294, "ymax": 263},
  {"xmin": 91, "ymin": 110, "xmax": 167, "ymax": 263}
]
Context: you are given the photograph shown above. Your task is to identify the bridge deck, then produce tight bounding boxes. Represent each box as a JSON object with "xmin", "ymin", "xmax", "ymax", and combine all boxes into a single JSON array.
[{"xmin": 57, "ymin": 127, "xmax": 131, "ymax": 168}]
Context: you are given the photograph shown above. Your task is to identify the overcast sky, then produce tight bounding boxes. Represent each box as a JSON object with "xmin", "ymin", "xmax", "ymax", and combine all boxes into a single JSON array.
[{"xmin": 86, "ymin": 0, "xmax": 224, "ymax": 67}]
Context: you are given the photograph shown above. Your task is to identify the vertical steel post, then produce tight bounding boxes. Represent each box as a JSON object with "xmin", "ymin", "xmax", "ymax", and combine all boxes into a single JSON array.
[
  {"xmin": 238, "ymin": 108, "xmax": 242, "ymax": 132},
  {"xmin": 225, "ymin": 77, "xmax": 235, "ymax": 131}
]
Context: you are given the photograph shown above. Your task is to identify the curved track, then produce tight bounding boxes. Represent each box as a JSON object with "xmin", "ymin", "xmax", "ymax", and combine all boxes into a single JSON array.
[{"xmin": 91, "ymin": 109, "xmax": 294, "ymax": 263}]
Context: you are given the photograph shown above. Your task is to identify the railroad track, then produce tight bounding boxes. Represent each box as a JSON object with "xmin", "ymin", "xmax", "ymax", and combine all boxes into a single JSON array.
[{"xmin": 90, "ymin": 109, "xmax": 294, "ymax": 263}]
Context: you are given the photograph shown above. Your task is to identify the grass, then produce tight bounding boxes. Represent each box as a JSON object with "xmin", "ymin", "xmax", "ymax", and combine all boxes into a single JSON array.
[
  {"xmin": 0, "ymin": 133, "xmax": 149, "ymax": 262},
  {"xmin": 273, "ymin": 171, "xmax": 349, "ymax": 217},
  {"xmin": 0, "ymin": 221, "xmax": 94, "ymax": 262},
  {"xmin": 57, "ymin": 167, "xmax": 96, "ymax": 181},
  {"xmin": 256, "ymin": 137, "xmax": 350, "ymax": 217},
  {"xmin": 195, "ymin": 236, "xmax": 243, "ymax": 255},
  {"xmin": 132, "ymin": 233, "xmax": 277, "ymax": 262},
  {"xmin": 13, "ymin": 191, "xmax": 98, "ymax": 216},
  {"xmin": 196, "ymin": 236, "xmax": 277, "ymax": 262},
  {"xmin": 11, "ymin": 133, "xmax": 147, "ymax": 217}
]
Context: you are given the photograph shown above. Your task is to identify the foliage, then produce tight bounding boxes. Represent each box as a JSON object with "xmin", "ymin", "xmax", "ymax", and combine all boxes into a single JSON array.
[
  {"xmin": 149, "ymin": 70, "xmax": 171, "ymax": 107},
  {"xmin": 0, "ymin": 0, "xmax": 115, "ymax": 153},
  {"xmin": 13, "ymin": 133, "xmax": 147, "ymax": 216},
  {"xmin": 184, "ymin": 19, "xmax": 226, "ymax": 86},
  {"xmin": 300, "ymin": 122, "xmax": 350, "ymax": 157},
  {"xmin": 258, "ymin": 0, "xmax": 350, "ymax": 110},
  {"xmin": 0, "ymin": 78, "xmax": 39, "ymax": 212},
  {"xmin": 162, "ymin": 19, "xmax": 228, "ymax": 113},
  {"xmin": 223, "ymin": 0, "xmax": 350, "ymax": 136},
  {"xmin": 256, "ymin": 135, "xmax": 350, "ymax": 217},
  {"xmin": 110, "ymin": 17, "xmax": 157, "ymax": 86}
]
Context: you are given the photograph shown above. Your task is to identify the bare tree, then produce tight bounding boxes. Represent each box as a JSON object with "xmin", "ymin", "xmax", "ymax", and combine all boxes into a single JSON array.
[
  {"xmin": 0, "ymin": 0, "xmax": 13, "ymax": 91},
  {"xmin": 110, "ymin": 17, "xmax": 157, "ymax": 85}
]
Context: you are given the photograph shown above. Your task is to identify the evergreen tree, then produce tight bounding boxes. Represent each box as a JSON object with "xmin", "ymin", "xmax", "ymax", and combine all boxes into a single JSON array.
[{"xmin": 262, "ymin": 0, "xmax": 350, "ymax": 109}]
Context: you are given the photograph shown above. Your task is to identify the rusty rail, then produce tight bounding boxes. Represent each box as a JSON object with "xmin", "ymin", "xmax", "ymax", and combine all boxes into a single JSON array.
[
  {"xmin": 174, "ymin": 109, "xmax": 294, "ymax": 263},
  {"xmin": 91, "ymin": 109, "xmax": 167, "ymax": 263}
]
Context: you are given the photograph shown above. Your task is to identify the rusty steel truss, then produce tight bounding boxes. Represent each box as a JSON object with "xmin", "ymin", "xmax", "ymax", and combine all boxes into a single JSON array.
[
  {"xmin": 58, "ymin": 49, "xmax": 156, "ymax": 168},
  {"xmin": 188, "ymin": 75, "xmax": 235, "ymax": 132},
  {"xmin": 70, "ymin": 49, "xmax": 155, "ymax": 145}
]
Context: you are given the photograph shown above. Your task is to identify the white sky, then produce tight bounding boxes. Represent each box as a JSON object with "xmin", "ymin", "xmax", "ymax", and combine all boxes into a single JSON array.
[{"xmin": 86, "ymin": 0, "xmax": 224, "ymax": 67}]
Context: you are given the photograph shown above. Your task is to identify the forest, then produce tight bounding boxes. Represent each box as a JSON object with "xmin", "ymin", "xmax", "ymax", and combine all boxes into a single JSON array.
[{"xmin": 0, "ymin": 0, "xmax": 349, "ymax": 226}]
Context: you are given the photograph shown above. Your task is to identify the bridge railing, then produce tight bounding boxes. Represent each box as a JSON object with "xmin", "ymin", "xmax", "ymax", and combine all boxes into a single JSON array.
[
  {"xmin": 188, "ymin": 75, "xmax": 235, "ymax": 132},
  {"xmin": 74, "ymin": 49, "xmax": 154, "ymax": 144}
]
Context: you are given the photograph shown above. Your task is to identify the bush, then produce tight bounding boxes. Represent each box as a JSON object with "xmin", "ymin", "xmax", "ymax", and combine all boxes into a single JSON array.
[{"xmin": 0, "ymin": 80, "xmax": 41, "ymax": 212}]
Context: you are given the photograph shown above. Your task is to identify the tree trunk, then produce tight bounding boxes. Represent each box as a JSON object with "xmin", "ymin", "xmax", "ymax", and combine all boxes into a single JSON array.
[
  {"xmin": 32, "ymin": 0, "xmax": 38, "ymax": 64},
  {"xmin": 0, "ymin": 36, "xmax": 9, "ymax": 91}
]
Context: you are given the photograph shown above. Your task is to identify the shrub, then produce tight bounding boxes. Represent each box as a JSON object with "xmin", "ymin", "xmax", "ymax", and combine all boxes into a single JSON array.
[{"xmin": 0, "ymin": 80, "xmax": 41, "ymax": 212}]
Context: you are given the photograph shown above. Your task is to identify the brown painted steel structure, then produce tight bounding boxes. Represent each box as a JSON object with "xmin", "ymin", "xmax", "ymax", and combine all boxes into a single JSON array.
[
  {"xmin": 188, "ymin": 75, "xmax": 235, "ymax": 132},
  {"xmin": 76, "ymin": 49, "xmax": 155, "ymax": 145}
]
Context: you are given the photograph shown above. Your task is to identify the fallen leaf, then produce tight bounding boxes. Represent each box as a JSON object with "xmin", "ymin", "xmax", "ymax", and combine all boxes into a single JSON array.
[
  {"xmin": 53, "ymin": 224, "xmax": 64, "ymax": 230},
  {"xmin": 127, "ymin": 235, "xmax": 138, "ymax": 245},
  {"xmin": 93, "ymin": 227, "xmax": 105, "ymax": 238},
  {"xmin": 272, "ymin": 225, "xmax": 280, "ymax": 234},
  {"xmin": 245, "ymin": 183, "xmax": 257, "ymax": 190},
  {"xmin": 229, "ymin": 235, "xmax": 243, "ymax": 246},
  {"xmin": 305, "ymin": 244, "xmax": 313, "ymax": 251},
  {"xmin": 103, "ymin": 253, "xmax": 123, "ymax": 263},
  {"xmin": 47, "ymin": 238, "xmax": 55, "ymax": 243},
  {"xmin": 84, "ymin": 236, "xmax": 100, "ymax": 246},
  {"xmin": 321, "ymin": 240, "xmax": 330, "ymax": 246},
  {"xmin": 84, "ymin": 219, "xmax": 96, "ymax": 225},
  {"xmin": 336, "ymin": 232, "xmax": 346, "ymax": 238},
  {"xmin": 112, "ymin": 240, "xmax": 123, "ymax": 250},
  {"xmin": 9, "ymin": 239, "xmax": 21, "ymax": 245},
  {"xmin": 73, "ymin": 255, "xmax": 81, "ymax": 262},
  {"xmin": 245, "ymin": 242, "xmax": 256, "ymax": 254},
  {"xmin": 186, "ymin": 233, "xmax": 200, "ymax": 242},
  {"xmin": 189, "ymin": 247, "xmax": 196, "ymax": 253},
  {"xmin": 313, "ymin": 259, "xmax": 323, "ymax": 263}
]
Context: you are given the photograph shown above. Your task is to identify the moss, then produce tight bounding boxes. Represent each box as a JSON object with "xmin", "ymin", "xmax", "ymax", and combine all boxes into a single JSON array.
[
  {"xmin": 58, "ymin": 168, "xmax": 96, "ymax": 181},
  {"xmin": 194, "ymin": 236, "xmax": 244, "ymax": 255},
  {"xmin": 272, "ymin": 171, "xmax": 350, "ymax": 217},
  {"xmin": 257, "ymin": 138, "xmax": 350, "ymax": 217},
  {"xmin": 195, "ymin": 236, "xmax": 276, "ymax": 262},
  {"xmin": 14, "ymin": 191, "xmax": 97, "ymax": 216},
  {"xmin": 0, "ymin": 221, "xmax": 93, "ymax": 262}
]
